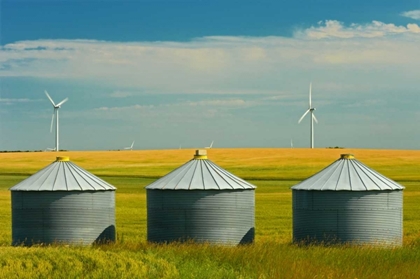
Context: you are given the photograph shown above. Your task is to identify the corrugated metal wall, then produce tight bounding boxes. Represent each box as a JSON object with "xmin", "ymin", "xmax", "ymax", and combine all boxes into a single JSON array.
[
  {"xmin": 147, "ymin": 189, "xmax": 255, "ymax": 245},
  {"xmin": 292, "ymin": 190, "xmax": 403, "ymax": 246},
  {"xmin": 12, "ymin": 191, "xmax": 115, "ymax": 245}
]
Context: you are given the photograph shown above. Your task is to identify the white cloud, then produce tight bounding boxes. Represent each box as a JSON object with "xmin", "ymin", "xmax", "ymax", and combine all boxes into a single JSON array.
[
  {"xmin": 91, "ymin": 102, "xmax": 229, "ymax": 123},
  {"xmin": 95, "ymin": 98, "xmax": 250, "ymax": 112},
  {"xmin": 87, "ymin": 97, "xmax": 264, "ymax": 123},
  {"xmin": 95, "ymin": 104, "xmax": 154, "ymax": 111},
  {"xmin": 401, "ymin": 10, "xmax": 420, "ymax": 20},
  {"xmin": 0, "ymin": 98, "xmax": 35, "ymax": 105},
  {"xmin": 297, "ymin": 20, "xmax": 420, "ymax": 39},
  {"xmin": 0, "ymin": 98, "xmax": 32, "ymax": 102},
  {"xmin": 186, "ymin": 99, "xmax": 247, "ymax": 107},
  {"xmin": 109, "ymin": 91, "xmax": 135, "ymax": 98},
  {"xmin": 0, "ymin": 20, "xmax": 419, "ymax": 99},
  {"xmin": 344, "ymin": 99, "xmax": 385, "ymax": 108}
]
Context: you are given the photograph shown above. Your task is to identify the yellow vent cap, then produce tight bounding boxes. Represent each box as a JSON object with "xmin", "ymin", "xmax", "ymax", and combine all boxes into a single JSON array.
[
  {"xmin": 340, "ymin": 154, "xmax": 355, "ymax": 159},
  {"xmin": 194, "ymin": 150, "xmax": 208, "ymax": 160},
  {"xmin": 56, "ymin": 156, "xmax": 70, "ymax": 162}
]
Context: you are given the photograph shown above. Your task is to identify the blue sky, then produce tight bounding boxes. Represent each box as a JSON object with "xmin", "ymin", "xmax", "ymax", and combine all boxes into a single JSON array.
[{"xmin": 1, "ymin": 0, "xmax": 420, "ymax": 151}]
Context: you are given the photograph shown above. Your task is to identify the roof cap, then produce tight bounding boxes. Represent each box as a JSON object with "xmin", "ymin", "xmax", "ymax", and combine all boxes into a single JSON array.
[
  {"xmin": 340, "ymin": 154, "xmax": 354, "ymax": 159},
  {"xmin": 145, "ymin": 150, "xmax": 255, "ymax": 190},
  {"xmin": 194, "ymin": 149, "xmax": 207, "ymax": 160},
  {"xmin": 10, "ymin": 158, "xmax": 116, "ymax": 191},
  {"xmin": 291, "ymin": 154, "xmax": 404, "ymax": 191}
]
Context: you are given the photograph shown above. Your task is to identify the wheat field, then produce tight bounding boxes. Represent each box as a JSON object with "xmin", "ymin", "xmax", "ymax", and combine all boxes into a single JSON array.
[{"xmin": 1, "ymin": 148, "xmax": 420, "ymax": 278}]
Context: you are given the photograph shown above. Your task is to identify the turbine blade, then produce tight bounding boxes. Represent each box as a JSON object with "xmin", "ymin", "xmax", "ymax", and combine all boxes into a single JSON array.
[
  {"xmin": 298, "ymin": 109, "xmax": 310, "ymax": 123},
  {"xmin": 45, "ymin": 90, "xmax": 56, "ymax": 106},
  {"xmin": 309, "ymin": 82, "xmax": 312, "ymax": 108},
  {"xmin": 56, "ymin": 97, "xmax": 69, "ymax": 107},
  {"xmin": 50, "ymin": 112, "xmax": 55, "ymax": 133},
  {"xmin": 312, "ymin": 113, "xmax": 318, "ymax": 123}
]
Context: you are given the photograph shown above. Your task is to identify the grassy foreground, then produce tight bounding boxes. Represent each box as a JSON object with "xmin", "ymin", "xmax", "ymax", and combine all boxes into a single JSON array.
[{"xmin": 1, "ymin": 148, "xmax": 420, "ymax": 278}]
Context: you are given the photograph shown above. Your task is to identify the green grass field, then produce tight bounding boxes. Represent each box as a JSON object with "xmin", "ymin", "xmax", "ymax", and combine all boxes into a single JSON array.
[{"xmin": 1, "ymin": 148, "xmax": 420, "ymax": 278}]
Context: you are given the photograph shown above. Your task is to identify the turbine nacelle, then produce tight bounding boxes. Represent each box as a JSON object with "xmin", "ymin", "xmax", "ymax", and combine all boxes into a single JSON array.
[{"xmin": 45, "ymin": 90, "xmax": 68, "ymax": 108}]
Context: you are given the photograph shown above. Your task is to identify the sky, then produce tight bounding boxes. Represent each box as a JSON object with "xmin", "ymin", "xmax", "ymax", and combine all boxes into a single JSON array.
[{"xmin": 1, "ymin": 0, "xmax": 420, "ymax": 151}]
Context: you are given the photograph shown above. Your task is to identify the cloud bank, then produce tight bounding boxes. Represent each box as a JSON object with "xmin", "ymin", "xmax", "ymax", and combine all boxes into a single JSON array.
[{"xmin": 1, "ymin": 20, "xmax": 419, "ymax": 98}]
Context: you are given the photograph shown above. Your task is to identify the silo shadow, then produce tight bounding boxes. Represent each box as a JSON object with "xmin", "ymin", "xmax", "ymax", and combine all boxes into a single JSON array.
[
  {"xmin": 94, "ymin": 225, "xmax": 116, "ymax": 244},
  {"xmin": 239, "ymin": 227, "xmax": 255, "ymax": 245}
]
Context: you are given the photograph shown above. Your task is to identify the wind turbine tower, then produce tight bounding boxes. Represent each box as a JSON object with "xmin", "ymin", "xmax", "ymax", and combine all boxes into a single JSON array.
[
  {"xmin": 298, "ymin": 83, "xmax": 318, "ymax": 149},
  {"xmin": 45, "ymin": 91, "xmax": 68, "ymax": 152}
]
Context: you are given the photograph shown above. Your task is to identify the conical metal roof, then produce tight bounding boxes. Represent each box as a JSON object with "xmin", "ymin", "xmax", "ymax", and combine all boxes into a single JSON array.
[
  {"xmin": 291, "ymin": 154, "xmax": 404, "ymax": 191},
  {"xmin": 145, "ymin": 150, "xmax": 256, "ymax": 190},
  {"xmin": 10, "ymin": 157, "xmax": 116, "ymax": 191}
]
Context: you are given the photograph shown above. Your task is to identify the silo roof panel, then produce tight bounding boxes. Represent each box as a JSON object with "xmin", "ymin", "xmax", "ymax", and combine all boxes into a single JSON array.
[
  {"xmin": 53, "ymin": 163, "xmax": 69, "ymax": 191},
  {"xmin": 188, "ymin": 161, "xmax": 206, "ymax": 190},
  {"xmin": 10, "ymin": 160, "xmax": 116, "ymax": 191},
  {"xmin": 62, "ymin": 163, "xmax": 84, "ymax": 191},
  {"xmin": 154, "ymin": 160, "xmax": 199, "ymax": 190},
  {"xmin": 146, "ymin": 158, "xmax": 256, "ymax": 190},
  {"xmin": 38, "ymin": 164, "xmax": 60, "ymax": 190},
  {"xmin": 205, "ymin": 161, "xmax": 232, "ymax": 190},
  {"xmin": 201, "ymin": 161, "xmax": 220, "ymax": 190},
  {"xmin": 69, "ymin": 163, "xmax": 110, "ymax": 190},
  {"xmin": 291, "ymin": 156, "xmax": 404, "ymax": 191}
]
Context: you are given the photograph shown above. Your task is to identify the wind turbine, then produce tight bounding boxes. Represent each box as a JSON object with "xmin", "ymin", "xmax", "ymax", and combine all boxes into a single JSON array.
[
  {"xmin": 124, "ymin": 141, "xmax": 135, "ymax": 151},
  {"xmin": 205, "ymin": 140, "xmax": 214, "ymax": 149},
  {"xmin": 298, "ymin": 82, "xmax": 318, "ymax": 149},
  {"xmin": 45, "ymin": 90, "xmax": 68, "ymax": 152}
]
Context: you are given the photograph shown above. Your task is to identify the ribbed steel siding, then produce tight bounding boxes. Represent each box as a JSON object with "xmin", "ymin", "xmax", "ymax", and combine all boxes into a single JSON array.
[
  {"xmin": 12, "ymin": 191, "xmax": 115, "ymax": 245},
  {"xmin": 147, "ymin": 189, "xmax": 255, "ymax": 245},
  {"xmin": 293, "ymin": 190, "xmax": 403, "ymax": 245}
]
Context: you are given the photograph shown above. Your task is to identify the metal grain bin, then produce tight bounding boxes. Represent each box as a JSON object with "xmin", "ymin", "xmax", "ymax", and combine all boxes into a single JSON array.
[
  {"xmin": 10, "ymin": 156, "xmax": 116, "ymax": 246},
  {"xmin": 291, "ymin": 154, "xmax": 404, "ymax": 246},
  {"xmin": 146, "ymin": 150, "xmax": 256, "ymax": 245}
]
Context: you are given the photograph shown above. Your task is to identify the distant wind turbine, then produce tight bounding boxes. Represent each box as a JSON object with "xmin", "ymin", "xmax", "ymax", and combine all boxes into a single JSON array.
[
  {"xmin": 205, "ymin": 141, "xmax": 214, "ymax": 149},
  {"xmin": 45, "ymin": 90, "xmax": 68, "ymax": 152},
  {"xmin": 124, "ymin": 141, "xmax": 135, "ymax": 151},
  {"xmin": 298, "ymin": 82, "xmax": 318, "ymax": 149},
  {"xmin": 291, "ymin": 139, "xmax": 293, "ymax": 148}
]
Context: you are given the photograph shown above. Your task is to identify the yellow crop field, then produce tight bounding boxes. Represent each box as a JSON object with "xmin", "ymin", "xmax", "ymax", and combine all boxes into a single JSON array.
[
  {"xmin": 2, "ymin": 147, "xmax": 420, "ymax": 180},
  {"xmin": 1, "ymin": 148, "xmax": 420, "ymax": 278}
]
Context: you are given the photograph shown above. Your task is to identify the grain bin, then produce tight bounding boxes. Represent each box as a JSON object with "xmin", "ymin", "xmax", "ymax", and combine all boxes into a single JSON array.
[
  {"xmin": 146, "ymin": 150, "xmax": 256, "ymax": 245},
  {"xmin": 10, "ymin": 156, "xmax": 116, "ymax": 246},
  {"xmin": 291, "ymin": 154, "xmax": 404, "ymax": 246}
]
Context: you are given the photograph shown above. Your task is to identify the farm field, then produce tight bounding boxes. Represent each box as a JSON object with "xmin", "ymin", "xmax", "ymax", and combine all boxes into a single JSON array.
[{"xmin": 1, "ymin": 148, "xmax": 420, "ymax": 278}]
